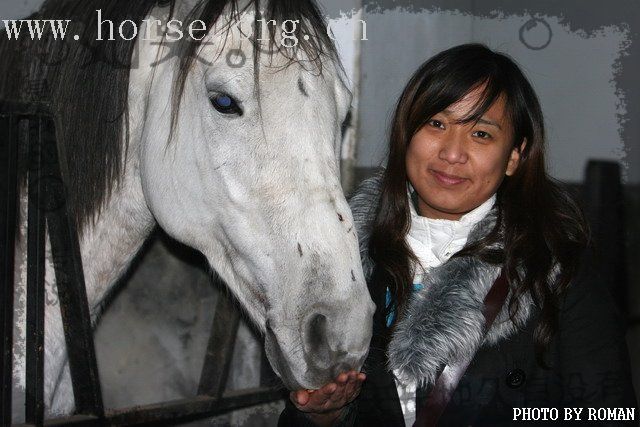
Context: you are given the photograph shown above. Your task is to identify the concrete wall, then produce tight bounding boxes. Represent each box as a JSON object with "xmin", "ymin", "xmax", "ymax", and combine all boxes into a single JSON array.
[
  {"xmin": 0, "ymin": 0, "xmax": 41, "ymax": 23},
  {"xmin": 351, "ymin": 0, "xmax": 639, "ymax": 184}
]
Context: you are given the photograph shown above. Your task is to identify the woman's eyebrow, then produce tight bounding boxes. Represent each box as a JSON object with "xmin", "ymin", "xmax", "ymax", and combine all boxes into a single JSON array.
[
  {"xmin": 477, "ymin": 117, "xmax": 502, "ymax": 130},
  {"xmin": 443, "ymin": 109, "xmax": 503, "ymax": 130}
]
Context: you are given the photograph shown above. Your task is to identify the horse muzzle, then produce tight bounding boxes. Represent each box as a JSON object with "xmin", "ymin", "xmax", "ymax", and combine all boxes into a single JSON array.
[{"xmin": 263, "ymin": 300, "xmax": 375, "ymax": 390}]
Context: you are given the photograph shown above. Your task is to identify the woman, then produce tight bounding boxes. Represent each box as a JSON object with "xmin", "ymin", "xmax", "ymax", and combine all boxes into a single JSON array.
[{"xmin": 279, "ymin": 44, "xmax": 637, "ymax": 426}]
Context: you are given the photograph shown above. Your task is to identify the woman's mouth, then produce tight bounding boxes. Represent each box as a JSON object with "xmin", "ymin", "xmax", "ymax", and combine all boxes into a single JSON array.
[{"xmin": 430, "ymin": 169, "xmax": 468, "ymax": 186}]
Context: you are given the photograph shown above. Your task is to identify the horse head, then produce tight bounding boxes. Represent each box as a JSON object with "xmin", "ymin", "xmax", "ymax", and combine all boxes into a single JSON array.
[{"xmin": 131, "ymin": 0, "xmax": 375, "ymax": 390}]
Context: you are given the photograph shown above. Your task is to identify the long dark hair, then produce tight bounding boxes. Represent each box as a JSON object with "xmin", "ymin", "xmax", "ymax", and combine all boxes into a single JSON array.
[
  {"xmin": 0, "ymin": 0, "xmax": 336, "ymax": 232},
  {"xmin": 369, "ymin": 43, "xmax": 589, "ymax": 364}
]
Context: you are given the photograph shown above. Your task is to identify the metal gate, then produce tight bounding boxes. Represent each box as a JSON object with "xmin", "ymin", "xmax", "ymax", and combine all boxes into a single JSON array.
[{"xmin": 1, "ymin": 101, "xmax": 284, "ymax": 426}]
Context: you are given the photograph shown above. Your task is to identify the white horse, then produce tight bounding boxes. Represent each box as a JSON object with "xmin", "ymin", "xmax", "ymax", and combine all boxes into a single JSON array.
[{"xmin": 2, "ymin": 0, "xmax": 374, "ymax": 417}]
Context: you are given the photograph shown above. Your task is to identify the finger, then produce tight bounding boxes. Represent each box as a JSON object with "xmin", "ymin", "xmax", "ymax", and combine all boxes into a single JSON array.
[
  {"xmin": 329, "ymin": 371, "xmax": 356, "ymax": 398},
  {"xmin": 346, "ymin": 371, "xmax": 366, "ymax": 398},
  {"xmin": 325, "ymin": 389, "xmax": 346, "ymax": 409},
  {"xmin": 305, "ymin": 383, "xmax": 340, "ymax": 412},
  {"xmin": 326, "ymin": 379, "xmax": 349, "ymax": 406},
  {"xmin": 344, "ymin": 371, "xmax": 356, "ymax": 387},
  {"xmin": 348, "ymin": 370, "xmax": 363, "ymax": 381},
  {"xmin": 316, "ymin": 382, "xmax": 337, "ymax": 401},
  {"xmin": 343, "ymin": 372, "xmax": 360, "ymax": 399},
  {"xmin": 295, "ymin": 390, "xmax": 310, "ymax": 406},
  {"xmin": 335, "ymin": 372, "xmax": 349, "ymax": 385}
]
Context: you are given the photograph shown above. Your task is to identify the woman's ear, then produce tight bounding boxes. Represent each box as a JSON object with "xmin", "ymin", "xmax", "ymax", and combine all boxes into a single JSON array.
[{"xmin": 506, "ymin": 138, "xmax": 527, "ymax": 176}]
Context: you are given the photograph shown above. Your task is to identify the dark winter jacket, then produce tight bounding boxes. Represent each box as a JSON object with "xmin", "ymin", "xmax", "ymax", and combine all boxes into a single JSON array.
[{"xmin": 280, "ymin": 175, "xmax": 637, "ymax": 426}]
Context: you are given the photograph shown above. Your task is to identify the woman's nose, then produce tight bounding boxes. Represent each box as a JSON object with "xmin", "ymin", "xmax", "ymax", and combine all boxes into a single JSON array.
[{"xmin": 438, "ymin": 132, "xmax": 468, "ymax": 164}]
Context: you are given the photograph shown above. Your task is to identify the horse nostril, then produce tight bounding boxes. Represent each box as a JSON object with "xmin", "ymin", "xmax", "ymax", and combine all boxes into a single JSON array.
[
  {"xmin": 306, "ymin": 313, "xmax": 327, "ymax": 351},
  {"xmin": 303, "ymin": 313, "xmax": 332, "ymax": 367}
]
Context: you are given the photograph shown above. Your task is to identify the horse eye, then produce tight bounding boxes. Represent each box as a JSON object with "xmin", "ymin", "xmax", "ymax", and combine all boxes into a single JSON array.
[{"xmin": 210, "ymin": 93, "xmax": 243, "ymax": 116}]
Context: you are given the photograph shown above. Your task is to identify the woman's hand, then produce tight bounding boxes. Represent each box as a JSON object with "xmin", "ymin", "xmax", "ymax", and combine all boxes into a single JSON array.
[{"xmin": 289, "ymin": 370, "xmax": 366, "ymax": 427}]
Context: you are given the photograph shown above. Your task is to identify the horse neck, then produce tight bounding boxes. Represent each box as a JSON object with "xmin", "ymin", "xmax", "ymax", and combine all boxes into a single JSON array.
[
  {"xmin": 10, "ymin": 142, "xmax": 153, "ymax": 406},
  {"xmin": 77, "ymin": 154, "xmax": 154, "ymax": 309}
]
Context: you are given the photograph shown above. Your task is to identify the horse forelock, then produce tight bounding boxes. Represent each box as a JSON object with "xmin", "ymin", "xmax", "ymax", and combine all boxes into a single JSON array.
[{"xmin": 169, "ymin": 0, "xmax": 342, "ymax": 143}]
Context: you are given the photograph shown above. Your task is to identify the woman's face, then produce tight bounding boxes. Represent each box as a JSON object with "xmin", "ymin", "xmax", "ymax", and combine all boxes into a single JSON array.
[{"xmin": 406, "ymin": 88, "xmax": 523, "ymax": 220}]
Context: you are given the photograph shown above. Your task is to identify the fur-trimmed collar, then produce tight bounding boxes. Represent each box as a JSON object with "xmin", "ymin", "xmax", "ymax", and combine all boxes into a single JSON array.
[{"xmin": 348, "ymin": 173, "xmax": 534, "ymax": 387}]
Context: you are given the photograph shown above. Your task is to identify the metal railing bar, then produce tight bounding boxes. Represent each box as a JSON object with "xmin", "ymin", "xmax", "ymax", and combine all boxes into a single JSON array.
[
  {"xmin": 25, "ymin": 116, "xmax": 47, "ymax": 424},
  {"xmin": 0, "ymin": 101, "xmax": 51, "ymax": 117},
  {"xmin": 14, "ymin": 414, "xmax": 98, "ymax": 427},
  {"xmin": 18, "ymin": 388, "xmax": 285, "ymax": 427},
  {"xmin": 42, "ymin": 114, "xmax": 104, "ymax": 417},
  {"xmin": 107, "ymin": 388, "xmax": 285, "ymax": 426},
  {"xmin": 197, "ymin": 291, "xmax": 240, "ymax": 398},
  {"xmin": 1, "ymin": 112, "xmax": 19, "ymax": 426}
]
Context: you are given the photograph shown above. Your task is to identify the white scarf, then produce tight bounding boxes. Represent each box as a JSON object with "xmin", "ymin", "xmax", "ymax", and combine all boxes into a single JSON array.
[{"xmin": 394, "ymin": 189, "xmax": 496, "ymax": 425}]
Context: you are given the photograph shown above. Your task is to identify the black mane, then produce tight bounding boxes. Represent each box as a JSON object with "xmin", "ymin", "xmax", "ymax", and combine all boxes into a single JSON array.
[{"xmin": 0, "ymin": 0, "xmax": 338, "ymax": 231}]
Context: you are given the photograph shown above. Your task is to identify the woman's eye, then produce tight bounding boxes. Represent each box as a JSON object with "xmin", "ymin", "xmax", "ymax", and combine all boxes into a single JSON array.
[
  {"xmin": 428, "ymin": 119, "xmax": 444, "ymax": 129},
  {"xmin": 473, "ymin": 130, "xmax": 492, "ymax": 139},
  {"xmin": 210, "ymin": 93, "xmax": 243, "ymax": 116}
]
